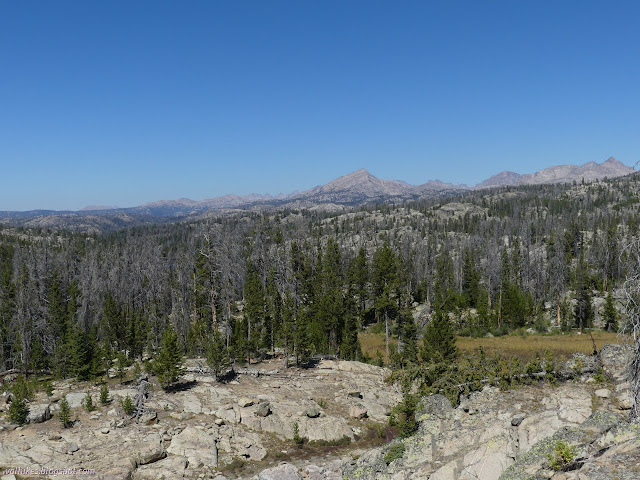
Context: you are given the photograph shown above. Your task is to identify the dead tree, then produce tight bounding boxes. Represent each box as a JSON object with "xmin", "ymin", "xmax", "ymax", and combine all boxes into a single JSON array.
[
  {"xmin": 622, "ymin": 238, "xmax": 640, "ymax": 419},
  {"xmin": 133, "ymin": 374, "xmax": 150, "ymax": 421}
]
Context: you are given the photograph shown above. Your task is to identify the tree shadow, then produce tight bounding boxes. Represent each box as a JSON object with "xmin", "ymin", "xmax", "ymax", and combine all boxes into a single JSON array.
[{"xmin": 163, "ymin": 379, "xmax": 197, "ymax": 393}]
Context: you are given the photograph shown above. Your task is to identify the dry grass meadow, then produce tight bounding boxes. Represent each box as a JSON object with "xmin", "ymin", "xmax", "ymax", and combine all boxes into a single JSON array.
[{"xmin": 360, "ymin": 331, "xmax": 629, "ymax": 363}]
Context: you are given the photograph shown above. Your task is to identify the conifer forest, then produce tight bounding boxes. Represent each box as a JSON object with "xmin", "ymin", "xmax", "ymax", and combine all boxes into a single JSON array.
[{"xmin": 1, "ymin": 175, "xmax": 639, "ymax": 381}]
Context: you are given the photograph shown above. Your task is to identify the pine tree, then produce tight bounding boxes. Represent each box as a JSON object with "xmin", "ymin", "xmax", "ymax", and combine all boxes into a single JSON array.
[
  {"xmin": 100, "ymin": 384, "xmax": 110, "ymax": 405},
  {"xmin": 8, "ymin": 394, "xmax": 29, "ymax": 425},
  {"xmin": 244, "ymin": 260, "xmax": 265, "ymax": 361},
  {"xmin": 316, "ymin": 238, "xmax": 344, "ymax": 354},
  {"xmin": 67, "ymin": 323, "xmax": 94, "ymax": 381},
  {"xmin": 155, "ymin": 326, "xmax": 184, "ymax": 389},
  {"xmin": 372, "ymin": 242, "xmax": 399, "ymax": 362},
  {"xmin": 420, "ymin": 309, "xmax": 458, "ymax": 364},
  {"xmin": 206, "ymin": 329, "xmax": 230, "ymax": 380},
  {"xmin": 396, "ymin": 308, "xmax": 418, "ymax": 367},
  {"xmin": 340, "ymin": 308, "xmax": 362, "ymax": 361},
  {"xmin": 294, "ymin": 311, "xmax": 311, "ymax": 367},
  {"xmin": 122, "ymin": 395, "xmax": 134, "ymax": 415},
  {"xmin": 59, "ymin": 397, "xmax": 72, "ymax": 428},
  {"xmin": 348, "ymin": 247, "xmax": 369, "ymax": 319},
  {"xmin": 83, "ymin": 392, "xmax": 96, "ymax": 412},
  {"xmin": 280, "ymin": 290, "xmax": 295, "ymax": 367}
]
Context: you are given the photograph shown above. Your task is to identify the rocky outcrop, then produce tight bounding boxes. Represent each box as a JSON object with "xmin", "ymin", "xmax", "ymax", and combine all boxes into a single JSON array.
[
  {"xmin": 342, "ymin": 382, "xmax": 604, "ymax": 480},
  {"xmin": 26, "ymin": 404, "xmax": 51, "ymax": 424},
  {"xmin": 165, "ymin": 426, "xmax": 218, "ymax": 468},
  {"xmin": 258, "ymin": 462, "xmax": 302, "ymax": 480}
]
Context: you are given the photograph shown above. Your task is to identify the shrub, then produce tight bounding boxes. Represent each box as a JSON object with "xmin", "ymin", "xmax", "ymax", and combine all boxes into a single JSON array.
[
  {"xmin": 389, "ymin": 392, "xmax": 418, "ymax": 438},
  {"xmin": 384, "ymin": 442, "xmax": 406, "ymax": 465},
  {"xmin": 8, "ymin": 395, "xmax": 29, "ymax": 425},
  {"xmin": 547, "ymin": 440, "xmax": 576, "ymax": 471},
  {"xmin": 99, "ymin": 385, "xmax": 110, "ymax": 405},
  {"xmin": 83, "ymin": 392, "xmax": 96, "ymax": 412},
  {"xmin": 122, "ymin": 395, "xmax": 135, "ymax": 416}
]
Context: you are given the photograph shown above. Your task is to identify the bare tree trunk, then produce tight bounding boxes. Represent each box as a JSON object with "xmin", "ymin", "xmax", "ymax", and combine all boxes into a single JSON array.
[
  {"xmin": 385, "ymin": 310, "xmax": 389, "ymax": 365},
  {"xmin": 622, "ymin": 238, "xmax": 640, "ymax": 419},
  {"xmin": 497, "ymin": 285, "xmax": 502, "ymax": 329}
]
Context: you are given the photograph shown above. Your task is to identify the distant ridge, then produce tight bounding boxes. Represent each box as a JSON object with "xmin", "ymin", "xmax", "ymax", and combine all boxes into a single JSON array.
[
  {"xmin": 2, "ymin": 156, "xmax": 635, "ymax": 223},
  {"xmin": 476, "ymin": 157, "xmax": 634, "ymax": 189},
  {"xmin": 79, "ymin": 205, "xmax": 119, "ymax": 211}
]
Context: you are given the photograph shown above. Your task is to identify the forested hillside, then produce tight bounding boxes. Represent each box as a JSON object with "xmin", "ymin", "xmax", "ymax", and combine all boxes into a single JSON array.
[{"xmin": 1, "ymin": 174, "xmax": 639, "ymax": 377}]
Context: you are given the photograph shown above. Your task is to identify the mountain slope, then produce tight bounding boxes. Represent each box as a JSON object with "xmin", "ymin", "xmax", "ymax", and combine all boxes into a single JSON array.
[{"xmin": 476, "ymin": 157, "xmax": 634, "ymax": 189}]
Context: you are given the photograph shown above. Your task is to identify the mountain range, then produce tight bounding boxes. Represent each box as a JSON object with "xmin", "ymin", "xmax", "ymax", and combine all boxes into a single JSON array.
[
  {"xmin": 126, "ymin": 157, "xmax": 633, "ymax": 216},
  {"xmin": 0, "ymin": 157, "xmax": 635, "ymax": 226}
]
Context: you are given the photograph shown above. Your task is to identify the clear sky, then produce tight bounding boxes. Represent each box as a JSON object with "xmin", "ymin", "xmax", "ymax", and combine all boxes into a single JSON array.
[{"xmin": 1, "ymin": 1, "xmax": 639, "ymax": 211}]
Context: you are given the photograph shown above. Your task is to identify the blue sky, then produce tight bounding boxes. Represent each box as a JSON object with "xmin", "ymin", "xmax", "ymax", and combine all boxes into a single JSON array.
[{"xmin": 1, "ymin": 1, "xmax": 639, "ymax": 211}]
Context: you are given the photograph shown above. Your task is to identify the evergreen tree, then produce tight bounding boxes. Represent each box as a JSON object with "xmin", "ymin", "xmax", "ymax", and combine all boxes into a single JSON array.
[
  {"xmin": 396, "ymin": 308, "xmax": 418, "ymax": 367},
  {"xmin": 434, "ymin": 250, "xmax": 457, "ymax": 313},
  {"xmin": 348, "ymin": 247, "xmax": 369, "ymax": 319},
  {"xmin": 155, "ymin": 326, "xmax": 184, "ymax": 389},
  {"xmin": 59, "ymin": 397, "xmax": 72, "ymax": 428},
  {"xmin": 315, "ymin": 238, "xmax": 344, "ymax": 354},
  {"xmin": 122, "ymin": 395, "xmax": 134, "ymax": 415},
  {"xmin": 340, "ymin": 307, "xmax": 362, "ymax": 361},
  {"xmin": 461, "ymin": 249, "xmax": 482, "ymax": 308},
  {"xmin": 574, "ymin": 288, "xmax": 593, "ymax": 332},
  {"xmin": 243, "ymin": 260, "xmax": 265, "ymax": 360},
  {"xmin": 0, "ymin": 245, "xmax": 15, "ymax": 371},
  {"xmin": 280, "ymin": 290, "xmax": 295, "ymax": 367},
  {"xmin": 67, "ymin": 323, "xmax": 95, "ymax": 381},
  {"xmin": 371, "ymin": 242, "xmax": 399, "ymax": 362},
  {"xmin": 206, "ymin": 329, "xmax": 230, "ymax": 380},
  {"xmin": 8, "ymin": 393, "xmax": 29, "ymax": 425},
  {"xmin": 420, "ymin": 309, "xmax": 458, "ymax": 364},
  {"xmin": 100, "ymin": 384, "xmax": 110, "ymax": 405},
  {"xmin": 294, "ymin": 310, "xmax": 311, "ymax": 366},
  {"xmin": 83, "ymin": 392, "xmax": 96, "ymax": 412}
]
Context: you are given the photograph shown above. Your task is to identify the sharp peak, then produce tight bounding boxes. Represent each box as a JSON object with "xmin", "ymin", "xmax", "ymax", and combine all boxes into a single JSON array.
[{"xmin": 346, "ymin": 168, "xmax": 373, "ymax": 176}]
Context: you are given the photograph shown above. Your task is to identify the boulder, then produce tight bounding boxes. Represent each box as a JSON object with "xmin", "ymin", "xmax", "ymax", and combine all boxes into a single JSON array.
[
  {"xmin": 305, "ymin": 406, "xmax": 321, "ymax": 418},
  {"xmin": 418, "ymin": 394, "xmax": 453, "ymax": 420},
  {"xmin": 255, "ymin": 402, "xmax": 271, "ymax": 417},
  {"xmin": 27, "ymin": 404, "xmax": 51, "ymax": 424},
  {"xmin": 349, "ymin": 404, "xmax": 368, "ymax": 419},
  {"xmin": 139, "ymin": 411, "xmax": 158, "ymax": 424},
  {"xmin": 181, "ymin": 393, "xmax": 202, "ymax": 414},
  {"xmin": 65, "ymin": 393, "xmax": 86, "ymax": 408},
  {"xmin": 599, "ymin": 344, "xmax": 633, "ymax": 381},
  {"xmin": 135, "ymin": 456, "xmax": 187, "ymax": 480},
  {"xmin": 595, "ymin": 388, "xmax": 611, "ymax": 398},
  {"xmin": 511, "ymin": 413, "xmax": 526, "ymax": 427},
  {"xmin": 166, "ymin": 426, "xmax": 218, "ymax": 467},
  {"xmin": 258, "ymin": 462, "xmax": 302, "ymax": 480},
  {"xmin": 134, "ymin": 434, "xmax": 166, "ymax": 466},
  {"xmin": 238, "ymin": 397, "xmax": 254, "ymax": 408}
]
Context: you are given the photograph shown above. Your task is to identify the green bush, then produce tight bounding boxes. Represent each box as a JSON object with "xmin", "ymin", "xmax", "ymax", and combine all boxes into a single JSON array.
[
  {"xmin": 83, "ymin": 392, "xmax": 96, "ymax": 412},
  {"xmin": 99, "ymin": 385, "xmax": 110, "ymax": 405},
  {"xmin": 8, "ymin": 395, "xmax": 29, "ymax": 425},
  {"xmin": 389, "ymin": 392, "xmax": 418, "ymax": 438},
  {"xmin": 122, "ymin": 395, "xmax": 135, "ymax": 416},
  {"xmin": 384, "ymin": 443, "xmax": 406, "ymax": 465},
  {"xmin": 547, "ymin": 440, "xmax": 576, "ymax": 471}
]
